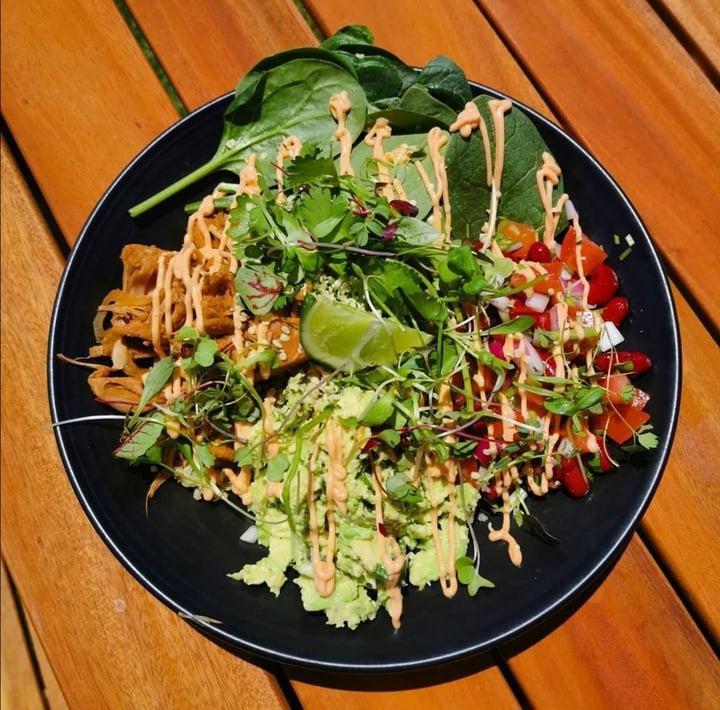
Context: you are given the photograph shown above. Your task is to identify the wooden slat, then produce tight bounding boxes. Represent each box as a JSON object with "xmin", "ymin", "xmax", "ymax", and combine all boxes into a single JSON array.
[
  {"xmin": 656, "ymin": 0, "xmax": 720, "ymax": 74},
  {"xmin": 23, "ymin": 607, "xmax": 71, "ymax": 710},
  {"xmin": 290, "ymin": 667, "xmax": 520, "ymax": 709},
  {"xmin": 126, "ymin": 0, "xmax": 318, "ymax": 111},
  {"xmin": 505, "ymin": 538, "xmax": 720, "ymax": 709},
  {"xmin": 0, "ymin": 104, "xmax": 288, "ymax": 710},
  {"xmin": 0, "ymin": 0, "xmax": 179, "ymax": 242},
  {"xmin": 474, "ymin": 0, "xmax": 720, "ymax": 333},
  {"xmin": 1, "ymin": 560, "xmax": 46, "ymax": 710},
  {"xmin": 642, "ymin": 285, "xmax": 720, "ymax": 639}
]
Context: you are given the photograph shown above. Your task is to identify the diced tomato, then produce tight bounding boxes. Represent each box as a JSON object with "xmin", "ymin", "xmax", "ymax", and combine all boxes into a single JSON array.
[
  {"xmin": 560, "ymin": 227, "xmax": 607, "ymax": 275},
  {"xmin": 535, "ymin": 311, "xmax": 552, "ymax": 332},
  {"xmin": 595, "ymin": 351, "xmax": 652, "ymax": 376},
  {"xmin": 592, "ymin": 384, "xmax": 651, "ymax": 445},
  {"xmin": 556, "ymin": 458, "xmax": 591, "ymax": 497},
  {"xmin": 593, "ymin": 404, "xmax": 651, "ymax": 445},
  {"xmin": 527, "ymin": 241, "xmax": 552, "ymax": 263},
  {"xmin": 498, "ymin": 220, "xmax": 538, "ymax": 260},
  {"xmin": 510, "ymin": 303, "xmax": 551, "ymax": 329},
  {"xmin": 459, "ymin": 458, "xmax": 480, "ymax": 486},
  {"xmin": 597, "ymin": 373, "xmax": 633, "ymax": 404},
  {"xmin": 533, "ymin": 261, "xmax": 565, "ymax": 295}
]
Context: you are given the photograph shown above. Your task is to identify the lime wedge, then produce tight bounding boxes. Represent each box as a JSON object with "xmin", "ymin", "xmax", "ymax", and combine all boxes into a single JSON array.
[{"xmin": 300, "ymin": 295, "xmax": 433, "ymax": 372}]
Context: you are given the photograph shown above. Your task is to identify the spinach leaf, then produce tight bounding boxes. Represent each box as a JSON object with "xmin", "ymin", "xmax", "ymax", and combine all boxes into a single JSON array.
[
  {"xmin": 367, "ymin": 86, "xmax": 458, "ymax": 132},
  {"xmin": 446, "ymin": 95, "xmax": 566, "ymax": 239},
  {"xmin": 228, "ymin": 47, "xmax": 358, "ymax": 117},
  {"xmin": 413, "ymin": 56, "xmax": 472, "ymax": 111},
  {"xmin": 320, "ymin": 24, "xmax": 375, "ymax": 50},
  {"xmin": 130, "ymin": 58, "xmax": 366, "ymax": 216},
  {"xmin": 325, "ymin": 41, "xmax": 418, "ymax": 106},
  {"xmin": 349, "ymin": 132, "xmax": 440, "ymax": 220}
]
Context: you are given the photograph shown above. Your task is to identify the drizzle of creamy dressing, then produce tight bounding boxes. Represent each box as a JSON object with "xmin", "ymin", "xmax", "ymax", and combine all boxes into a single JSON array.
[
  {"xmin": 329, "ymin": 91, "xmax": 354, "ymax": 176},
  {"xmin": 325, "ymin": 418, "xmax": 349, "ymax": 514},
  {"xmin": 372, "ymin": 462, "xmax": 405, "ymax": 629},
  {"xmin": 364, "ymin": 117, "xmax": 394, "ymax": 199},
  {"xmin": 307, "ymin": 440, "xmax": 337, "ymax": 597},
  {"xmin": 414, "ymin": 127, "xmax": 451, "ymax": 241},
  {"xmin": 148, "ymin": 156, "xmax": 261, "ymax": 358},
  {"xmin": 424, "ymin": 450, "xmax": 459, "ymax": 597},
  {"xmin": 275, "ymin": 136, "xmax": 303, "ymax": 202},
  {"xmin": 487, "ymin": 99, "xmax": 513, "ymax": 189},
  {"xmin": 487, "ymin": 490, "xmax": 523, "ymax": 566},
  {"xmin": 536, "ymin": 152, "xmax": 567, "ymax": 245},
  {"xmin": 449, "ymin": 102, "xmax": 493, "ymax": 186},
  {"xmin": 449, "ymin": 99, "xmax": 510, "ymax": 246}
]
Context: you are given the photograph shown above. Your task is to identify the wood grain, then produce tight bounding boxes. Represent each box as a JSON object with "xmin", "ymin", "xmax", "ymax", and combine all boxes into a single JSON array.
[
  {"xmin": 505, "ymin": 538, "xmax": 720, "ymax": 709},
  {"xmin": 475, "ymin": 0, "xmax": 720, "ymax": 333},
  {"xmin": 0, "ymin": 0, "xmax": 180, "ymax": 242},
  {"xmin": 126, "ymin": 0, "xmax": 318, "ymax": 111},
  {"xmin": 0, "ymin": 139, "xmax": 289, "ymax": 710},
  {"xmin": 1, "ymin": 561, "xmax": 47, "ymax": 710},
  {"xmin": 290, "ymin": 667, "xmax": 521, "ymax": 710},
  {"xmin": 656, "ymin": 0, "xmax": 720, "ymax": 75},
  {"xmin": 642, "ymin": 285, "xmax": 720, "ymax": 639}
]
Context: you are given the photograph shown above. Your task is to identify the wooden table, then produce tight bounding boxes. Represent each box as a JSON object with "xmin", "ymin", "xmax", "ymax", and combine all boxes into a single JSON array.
[{"xmin": 2, "ymin": 1, "xmax": 719, "ymax": 707}]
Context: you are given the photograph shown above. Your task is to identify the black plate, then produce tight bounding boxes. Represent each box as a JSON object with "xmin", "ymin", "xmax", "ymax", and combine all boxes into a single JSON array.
[{"xmin": 48, "ymin": 84, "xmax": 681, "ymax": 673}]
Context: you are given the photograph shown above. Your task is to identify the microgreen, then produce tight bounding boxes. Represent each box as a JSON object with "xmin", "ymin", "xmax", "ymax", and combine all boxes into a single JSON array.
[
  {"xmin": 456, "ymin": 556, "xmax": 495, "ymax": 595},
  {"xmin": 385, "ymin": 473, "xmax": 423, "ymax": 503},
  {"xmin": 127, "ymin": 356, "xmax": 175, "ymax": 429}
]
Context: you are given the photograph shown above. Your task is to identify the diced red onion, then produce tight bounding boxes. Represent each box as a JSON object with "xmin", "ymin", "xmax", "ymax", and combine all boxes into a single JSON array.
[
  {"xmin": 522, "ymin": 335, "xmax": 545, "ymax": 375},
  {"xmin": 525, "ymin": 291, "xmax": 550, "ymax": 313},
  {"xmin": 239, "ymin": 525, "xmax": 259, "ymax": 544},
  {"xmin": 488, "ymin": 339, "xmax": 506, "ymax": 360},
  {"xmin": 489, "ymin": 296, "xmax": 511, "ymax": 313},
  {"xmin": 565, "ymin": 199, "xmax": 578, "ymax": 221},
  {"xmin": 567, "ymin": 279, "xmax": 586, "ymax": 301},
  {"xmin": 599, "ymin": 321, "xmax": 625, "ymax": 351}
]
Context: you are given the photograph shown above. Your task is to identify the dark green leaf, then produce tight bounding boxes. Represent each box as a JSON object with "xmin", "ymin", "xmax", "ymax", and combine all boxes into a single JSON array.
[
  {"xmin": 320, "ymin": 25, "xmax": 375, "ymax": 51},
  {"xmin": 446, "ymin": 95, "xmax": 567, "ymax": 239},
  {"xmin": 414, "ymin": 55, "xmax": 472, "ymax": 111}
]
